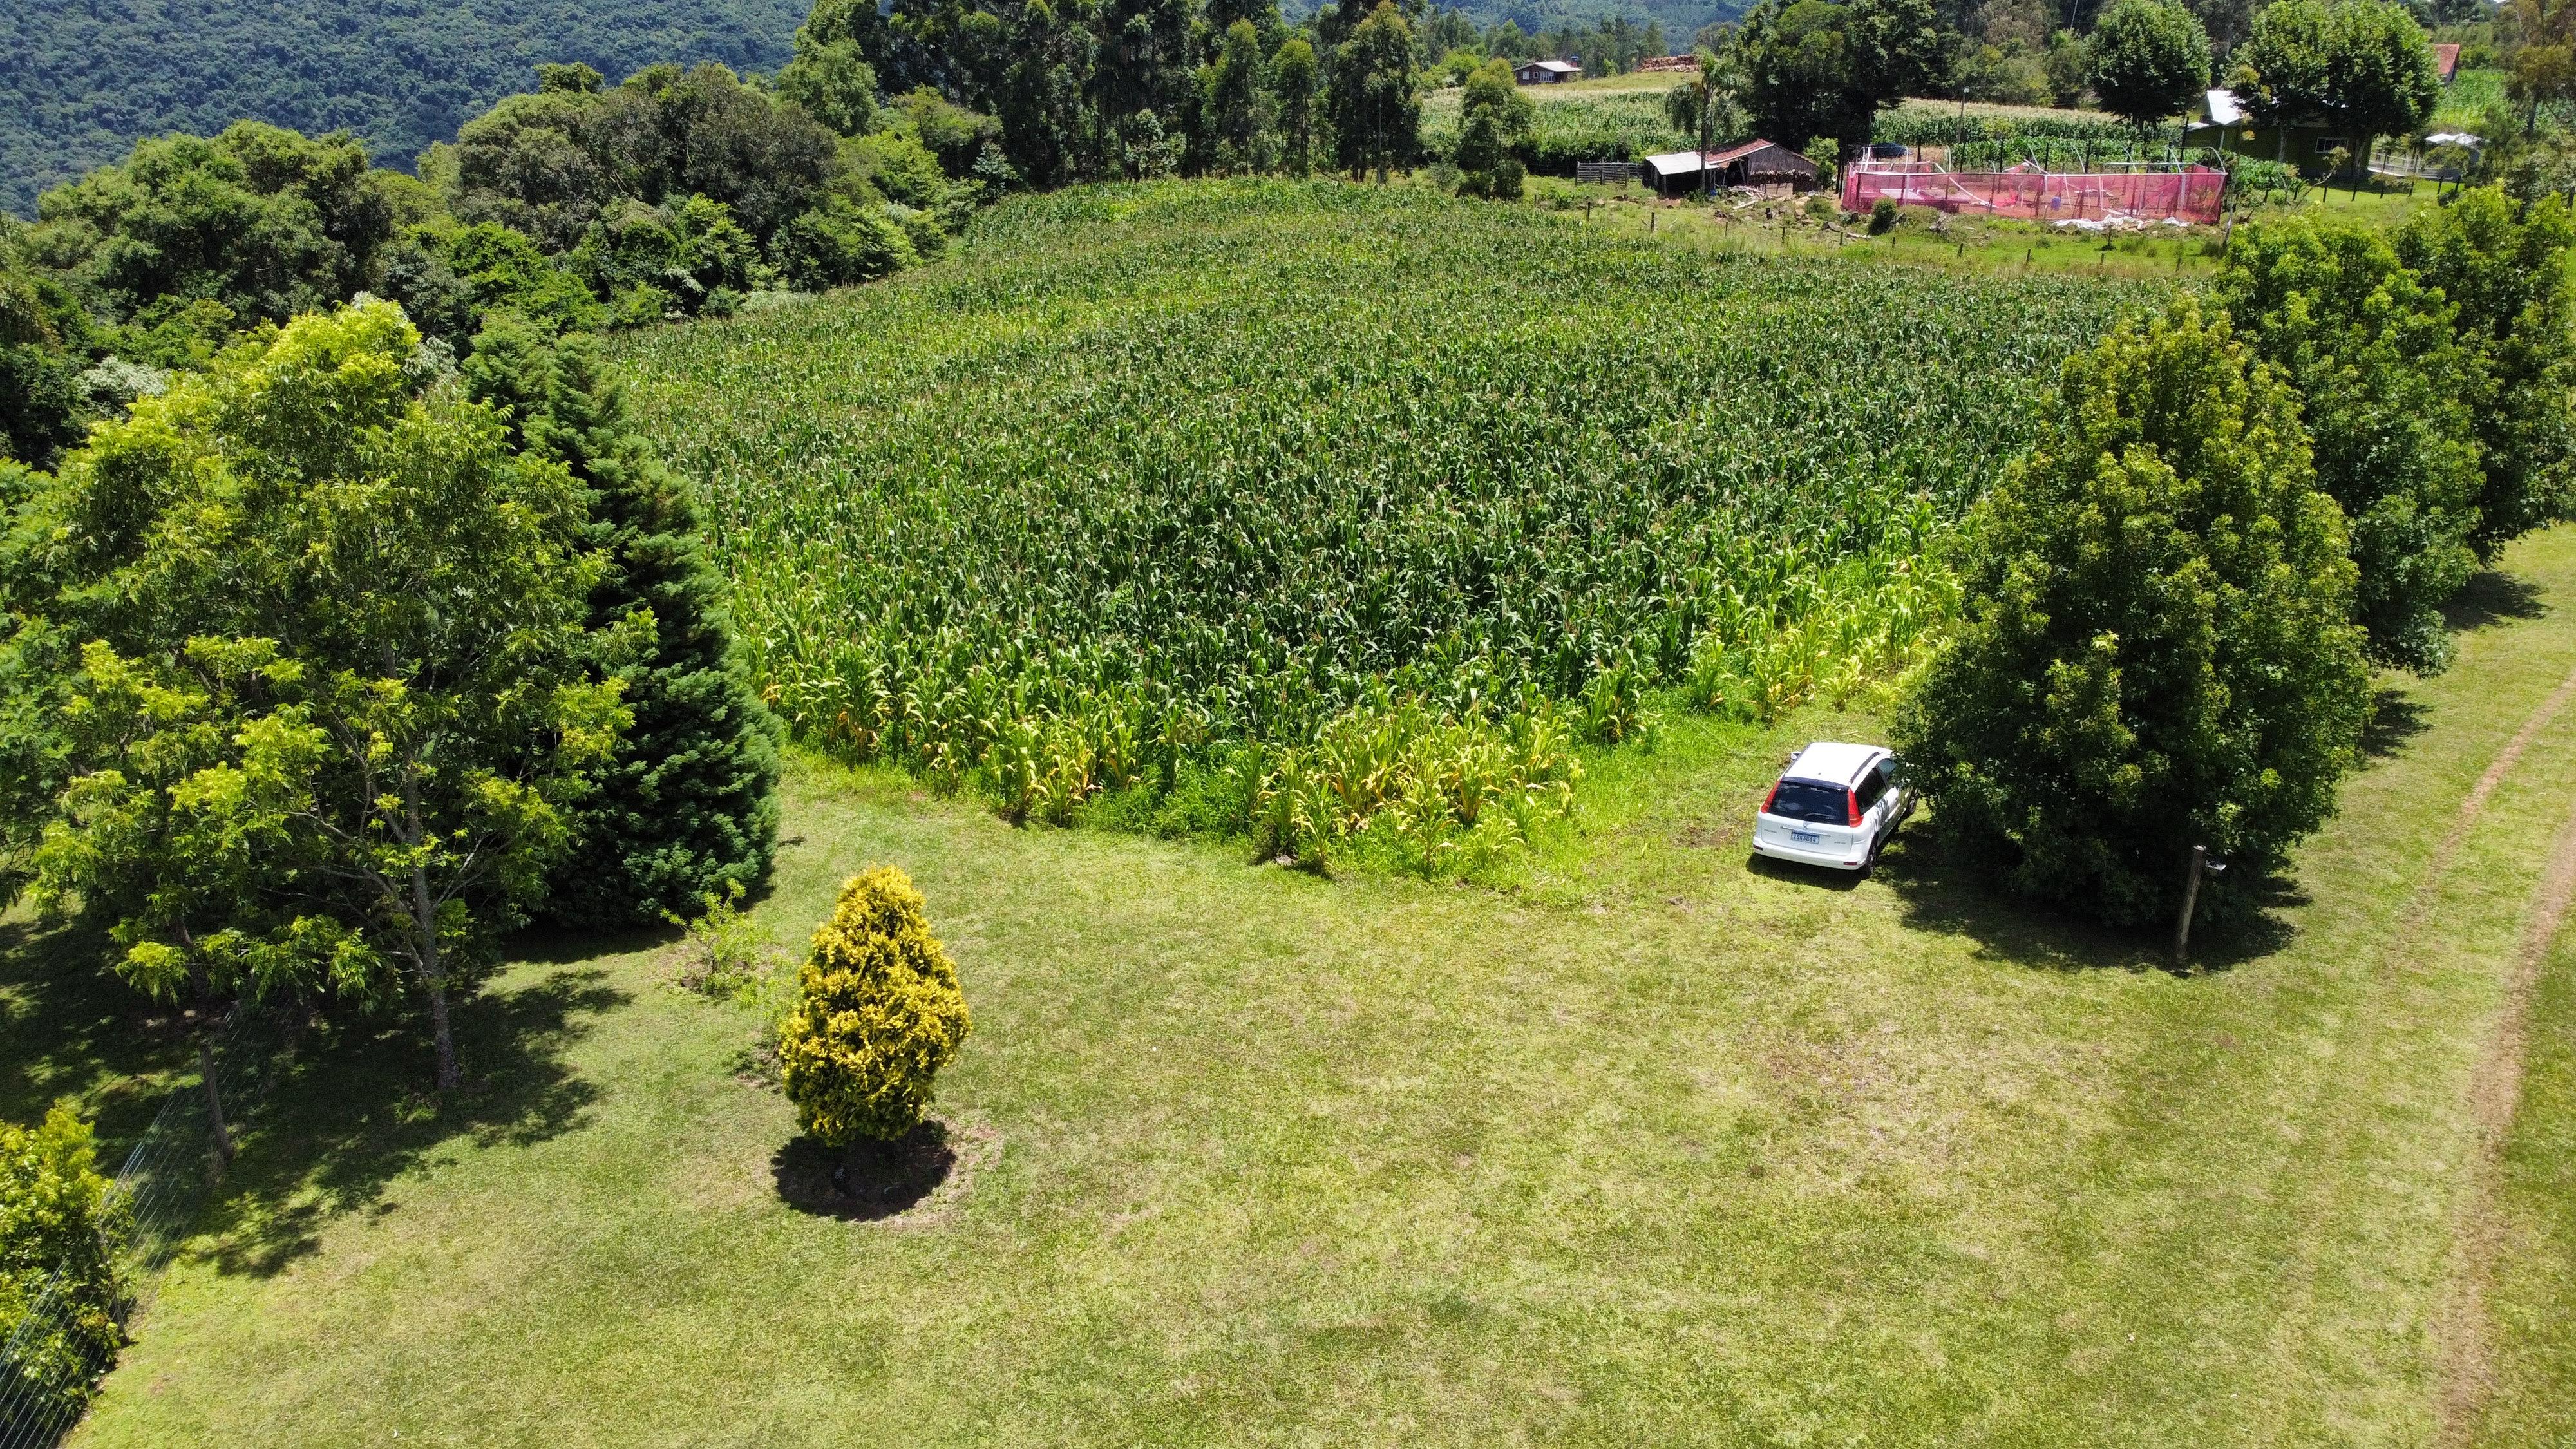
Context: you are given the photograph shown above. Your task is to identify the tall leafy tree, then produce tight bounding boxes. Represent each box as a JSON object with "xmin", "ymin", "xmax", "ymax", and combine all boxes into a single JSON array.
[
  {"xmin": 1330, "ymin": 1, "xmax": 1425, "ymax": 180},
  {"xmin": 1455, "ymin": 58, "xmax": 1535, "ymax": 194},
  {"xmin": 461, "ymin": 313, "xmax": 781, "ymax": 929},
  {"xmin": 28, "ymin": 122, "xmax": 395, "ymax": 325},
  {"xmin": 1897, "ymin": 301, "xmax": 2372, "ymax": 927},
  {"xmin": 777, "ymin": 28, "xmax": 886, "ymax": 138},
  {"xmin": 2087, "ymin": 0, "xmax": 2213, "ymax": 138},
  {"xmin": 1273, "ymin": 38, "xmax": 1323, "ymax": 178},
  {"xmin": 15, "ymin": 301, "xmax": 627, "ymax": 1090},
  {"xmin": 2393, "ymin": 189, "xmax": 2576, "ymax": 554},
  {"xmin": 2218, "ymin": 216, "xmax": 2484, "ymax": 672},
  {"xmin": 1665, "ymin": 48, "xmax": 1751, "ymax": 191},
  {"xmin": 1200, "ymin": 20, "xmax": 1278, "ymax": 172},
  {"xmin": 0, "ymin": 256, "xmax": 95, "ymax": 470},
  {"xmin": 1736, "ymin": 0, "xmax": 1946, "ymax": 152},
  {"xmin": 2228, "ymin": 0, "xmax": 2439, "ymax": 172},
  {"xmin": 446, "ymin": 64, "xmax": 838, "ymax": 250},
  {"xmin": 2504, "ymin": 0, "xmax": 2576, "ymax": 137}
]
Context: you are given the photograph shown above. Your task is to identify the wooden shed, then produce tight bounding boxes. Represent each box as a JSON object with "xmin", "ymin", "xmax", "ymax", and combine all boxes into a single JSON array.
[
  {"xmin": 1642, "ymin": 140, "xmax": 1819, "ymax": 195},
  {"xmin": 1513, "ymin": 59, "xmax": 1583, "ymax": 84}
]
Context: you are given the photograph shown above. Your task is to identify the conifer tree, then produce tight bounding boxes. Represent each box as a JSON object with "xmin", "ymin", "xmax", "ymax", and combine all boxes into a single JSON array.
[{"xmin": 464, "ymin": 314, "xmax": 781, "ymax": 928}]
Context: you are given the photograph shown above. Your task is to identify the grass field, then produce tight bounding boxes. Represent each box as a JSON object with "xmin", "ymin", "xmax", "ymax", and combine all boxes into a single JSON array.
[
  {"xmin": 22, "ymin": 522, "xmax": 2576, "ymax": 1445},
  {"xmin": 2473, "ymin": 927, "xmax": 2576, "ymax": 1446}
]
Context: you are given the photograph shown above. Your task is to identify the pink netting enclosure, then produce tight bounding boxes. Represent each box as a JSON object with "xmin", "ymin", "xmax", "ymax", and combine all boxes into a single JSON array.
[{"xmin": 1841, "ymin": 163, "xmax": 2226, "ymax": 225}]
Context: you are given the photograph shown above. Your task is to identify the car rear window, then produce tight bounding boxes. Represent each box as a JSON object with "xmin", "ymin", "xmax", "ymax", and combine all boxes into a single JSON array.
[{"xmin": 1768, "ymin": 779, "xmax": 1852, "ymax": 824}]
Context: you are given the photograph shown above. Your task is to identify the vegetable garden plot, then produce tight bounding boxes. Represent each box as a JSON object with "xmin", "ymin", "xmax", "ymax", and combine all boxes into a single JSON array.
[{"xmin": 1842, "ymin": 162, "xmax": 2227, "ymax": 225}]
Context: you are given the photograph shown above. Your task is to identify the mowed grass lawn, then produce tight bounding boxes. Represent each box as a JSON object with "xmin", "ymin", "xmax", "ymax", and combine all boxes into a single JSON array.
[{"xmin": 42, "ymin": 527, "xmax": 2576, "ymax": 1444}]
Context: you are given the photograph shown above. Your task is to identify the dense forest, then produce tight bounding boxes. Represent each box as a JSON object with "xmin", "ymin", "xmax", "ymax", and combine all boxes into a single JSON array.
[
  {"xmin": 0, "ymin": 0, "xmax": 808, "ymax": 214},
  {"xmin": 1332, "ymin": 0, "xmax": 1743, "ymax": 46}
]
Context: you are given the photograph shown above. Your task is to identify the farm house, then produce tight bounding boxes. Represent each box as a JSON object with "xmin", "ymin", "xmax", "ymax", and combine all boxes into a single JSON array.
[
  {"xmin": 1513, "ymin": 59, "xmax": 1582, "ymax": 84},
  {"xmin": 2182, "ymin": 88, "xmax": 2367, "ymax": 178},
  {"xmin": 1641, "ymin": 140, "xmax": 1820, "ymax": 195}
]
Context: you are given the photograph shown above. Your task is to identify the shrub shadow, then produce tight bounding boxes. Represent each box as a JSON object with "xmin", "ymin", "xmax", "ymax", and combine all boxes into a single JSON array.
[
  {"xmin": 1873, "ymin": 828, "xmax": 2295, "ymax": 974},
  {"xmin": 193, "ymin": 965, "xmax": 629, "ymax": 1278},
  {"xmin": 2442, "ymin": 569, "xmax": 2546, "ymax": 634},
  {"xmin": 510, "ymin": 920, "xmax": 677, "ymax": 965},
  {"xmin": 772, "ymin": 1121, "xmax": 958, "ymax": 1222},
  {"xmin": 2362, "ymin": 687, "xmax": 2433, "ymax": 761}
]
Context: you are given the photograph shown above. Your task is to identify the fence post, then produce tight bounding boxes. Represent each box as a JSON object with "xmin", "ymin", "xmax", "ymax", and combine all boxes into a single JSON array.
[{"xmin": 2173, "ymin": 844, "xmax": 2207, "ymax": 965}]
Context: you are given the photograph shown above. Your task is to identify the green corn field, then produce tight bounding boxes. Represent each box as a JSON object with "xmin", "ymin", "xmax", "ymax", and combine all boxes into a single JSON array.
[
  {"xmin": 1421, "ymin": 85, "xmax": 1693, "ymax": 173},
  {"xmin": 611, "ymin": 180, "xmax": 2163, "ymax": 866}
]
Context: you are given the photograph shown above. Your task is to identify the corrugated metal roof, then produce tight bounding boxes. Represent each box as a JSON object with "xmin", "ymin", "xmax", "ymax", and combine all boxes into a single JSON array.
[
  {"xmin": 1522, "ymin": 59, "xmax": 1582, "ymax": 73},
  {"xmin": 1706, "ymin": 140, "xmax": 1769, "ymax": 165},
  {"xmin": 1643, "ymin": 150, "xmax": 1707, "ymax": 175},
  {"xmin": 2205, "ymin": 88, "xmax": 2244, "ymax": 125}
]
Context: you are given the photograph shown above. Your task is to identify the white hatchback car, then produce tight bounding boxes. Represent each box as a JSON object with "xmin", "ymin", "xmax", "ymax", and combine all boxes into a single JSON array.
[{"xmin": 1750, "ymin": 741, "xmax": 1912, "ymax": 875}]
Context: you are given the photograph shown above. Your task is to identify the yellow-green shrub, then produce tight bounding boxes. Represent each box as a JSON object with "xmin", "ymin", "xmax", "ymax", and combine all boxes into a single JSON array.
[
  {"xmin": 1, "ymin": 1106, "xmax": 130, "ymax": 1426},
  {"xmin": 777, "ymin": 868, "xmax": 972, "ymax": 1146}
]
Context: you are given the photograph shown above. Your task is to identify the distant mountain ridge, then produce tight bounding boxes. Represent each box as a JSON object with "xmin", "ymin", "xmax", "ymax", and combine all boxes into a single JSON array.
[{"xmin": 0, "ymin": 0, "xmax": 808, "ymax": 215}]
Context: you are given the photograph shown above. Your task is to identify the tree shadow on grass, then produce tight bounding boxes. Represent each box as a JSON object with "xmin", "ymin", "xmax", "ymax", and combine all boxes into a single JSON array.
[
  {"xmin": 510, "ymin": 920, "xmax": 680, "ymax": 966},
  {"xmin": 1873, "ymin": 829, "xmax": 2296, "ymax": 975},
  {"xmin": 2442, "ymin": 569, "xmax": 2547, "ymax": 634},
  {"xmin": 2363, "ymin": 687, "xmax": 2434, "ymax": 762},
  {"xmin": 0, "ymin": 918, "xmax": 202, "ymax": 1153},
  {"xmin": 190, "ymin": 965, "xmax": 629, "ymax": 1278},
  {"xmin": 772, "ymin": 1121, "xmax": 961, "ymax": 1222}
]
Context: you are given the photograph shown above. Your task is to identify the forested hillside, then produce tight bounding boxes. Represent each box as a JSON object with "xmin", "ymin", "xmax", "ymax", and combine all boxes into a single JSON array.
[
  {"xmin": 1353, "ymin": 0, "xmax": 1739, "ymax": 46},
  {"xmin": 0, "ymin": 0, "xmax": 807, "ymax": 214}
]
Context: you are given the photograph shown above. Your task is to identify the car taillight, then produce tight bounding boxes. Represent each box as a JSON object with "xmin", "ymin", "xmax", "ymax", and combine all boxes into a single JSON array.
[
  {"xmin": 1762, "ymin": 782, "xmax": 1781, "ymax": 814},
  {"xmin": 1845, "ymin": 791, "xmax": 1862, "ymax": 827}
]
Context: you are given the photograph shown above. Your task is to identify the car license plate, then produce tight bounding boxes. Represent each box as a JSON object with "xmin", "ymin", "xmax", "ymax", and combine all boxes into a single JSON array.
[{"xmin": 1790, "ymin": 830, "xmax": 1821, "ymax": 845}]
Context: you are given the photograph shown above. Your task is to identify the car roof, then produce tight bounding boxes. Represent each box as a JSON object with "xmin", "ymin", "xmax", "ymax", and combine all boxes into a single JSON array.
[{"xmin": 1782, "ymin": 741, "xmax": 1884, "ymax": 787}]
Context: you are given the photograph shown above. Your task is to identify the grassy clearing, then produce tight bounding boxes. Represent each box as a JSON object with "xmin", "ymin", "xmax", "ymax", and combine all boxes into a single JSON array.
[{"xmin": 30, "ymin": 524, "xmax": 2576, "ymax": 1445}]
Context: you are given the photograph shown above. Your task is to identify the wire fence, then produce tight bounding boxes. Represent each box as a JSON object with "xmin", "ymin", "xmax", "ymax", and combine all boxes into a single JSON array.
[{"xmin": 0, "ymin": 1003, "xmax": 302, "ymax": 1449}]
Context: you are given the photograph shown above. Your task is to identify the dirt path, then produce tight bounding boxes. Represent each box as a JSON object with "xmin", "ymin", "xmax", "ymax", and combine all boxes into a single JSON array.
[
  {"xmin": 2408, "ymin": 667, "xmax": 2576, "ymax": 927},
  {"xmin": 2433, "ymin": 666, "xmax": 2576, "ymax": 1445}
]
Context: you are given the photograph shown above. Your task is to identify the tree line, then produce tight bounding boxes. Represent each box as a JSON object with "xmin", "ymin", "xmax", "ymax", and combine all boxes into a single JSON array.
[
  {"xmin": 1902, "ymin": 189, "xmax": 2576, "ymax": 927},
  {"xmin": 1, "ymin": 57, "xmax": 1005, "ymax": 475}
]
